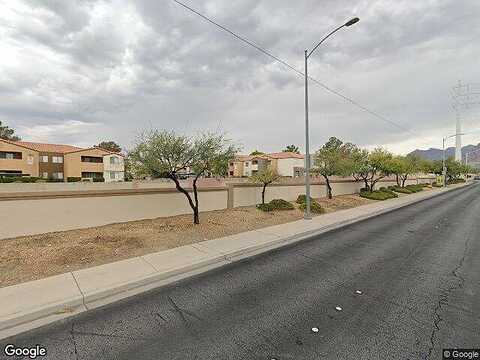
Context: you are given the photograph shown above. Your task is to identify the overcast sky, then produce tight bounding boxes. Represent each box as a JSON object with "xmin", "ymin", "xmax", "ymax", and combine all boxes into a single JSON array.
[{"xmin": 1, "ymin": 0, "xmax": 479, "ymax": 154}]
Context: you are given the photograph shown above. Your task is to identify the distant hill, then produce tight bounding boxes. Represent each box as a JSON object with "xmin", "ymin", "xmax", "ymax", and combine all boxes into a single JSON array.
[{"xmin": 409, "ymin": 143, "xmax": 480, "ymax": 163}]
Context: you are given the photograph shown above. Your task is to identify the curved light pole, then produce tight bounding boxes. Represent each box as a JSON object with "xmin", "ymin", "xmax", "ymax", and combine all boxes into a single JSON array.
[{"xmin": 304, "ymin": 17, "xmax": 360, "ymax": 219}]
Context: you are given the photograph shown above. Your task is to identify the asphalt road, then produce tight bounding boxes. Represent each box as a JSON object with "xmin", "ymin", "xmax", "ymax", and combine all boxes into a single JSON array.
[{"xmin": 2, "ymin": 184, "xmax": 479, "ymax": 360}]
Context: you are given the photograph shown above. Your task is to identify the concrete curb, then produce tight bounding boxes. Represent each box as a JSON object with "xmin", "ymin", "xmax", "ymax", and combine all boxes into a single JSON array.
[{"xmin": 0, "ymin": 182, "xmax": 471, "ymax": 340}]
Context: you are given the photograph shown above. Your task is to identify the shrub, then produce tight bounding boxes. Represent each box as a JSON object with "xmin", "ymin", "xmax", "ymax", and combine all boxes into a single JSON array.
[
  {"xmin": 447, "ymin": 178, "xmax": 466, "ymax": 185},
  {"xmin": 269, "ymin": 199, "xmax": 295, "ymax": 210},
  {"xmin": 296, "ymin": 194, "xmax": 314, "ymax": 204},
  {"xmin": 93, "ymin": 177, "xmax": 105, "ymax": 183},
  {"xmin": 405, "ymin": 184, "xmax": 424, "ymax": 193},
  {"xmin": 359, "ymin": 189, "xmax": 397, "ymax": 201},
  {"xmin": 257, "ymin": 203, "xmax": 274, "ymax": 212},
  {"xmin": 380, "ymin": 188, "xmax": 399, "ymax": 197},
  {"xmin": 257, "ymin": 199, "xmax": 295, "ymax": 212},
  {"xmin": 388, "ymin": 185, "xmax": 413, "ymax": 194},
  {"xmin": 298, "ymin": 200, "xmax": 325, "ymax": 214},
  {"xmin": 0, "ymin": 177, "xmax": 17, "ymax": 183},
  {"xmin": 46, "ymin": 178, "xmax": 64, "ymax": 183},
  {"xmin": 67, "ymin": 177, "xmax": 81, "ymax": 182}
]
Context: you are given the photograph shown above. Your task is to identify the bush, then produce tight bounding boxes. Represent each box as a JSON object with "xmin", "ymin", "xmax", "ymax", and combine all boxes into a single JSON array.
[
  {"xmin": 388, "ymin": 185, "xmax": 413, "ymax": 194},
  {"xmin": 67, "ymin": 177, "xmax": 81, "ymax": 182},
  {"xmin": 447, "ymin": 178, "xmax": 466, "ymax": 185},
  {"xmin": 269, "ymin": 199, "xmax": 295, "ymax": 210},
  {"xmin": 0, "ymin": 177, "xmax": 17, "ymax": 183},
  {"xmin": 405, "ymin": 184, "xmax": 424, "ymax": 193},
  {"xmin": 257, "ymin": 199, "xmax": 295, "ymax": 212},
  {"xmin": 359, "ymin": 189, "xmax": 398, "ymax": 201},
  {"xmin": 46, "ymin": 178, "xmax": 64, "ymax": 183},
  {"xmin": 296, "ymin": 194, "xmax": 314, "ymax": 204},
  {"xmin": 93, "ymin": 177, "xmax": 105, "ymax": 183},
  {"xmin": 299, "ymin": 200, "xmax": 325, "ymax": 214}
]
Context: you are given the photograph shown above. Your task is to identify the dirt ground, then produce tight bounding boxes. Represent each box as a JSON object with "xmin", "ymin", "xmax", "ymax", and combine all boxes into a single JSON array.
[{"xmin": 0, "ymin": 194, "xmax": 373, "ymax": 288}]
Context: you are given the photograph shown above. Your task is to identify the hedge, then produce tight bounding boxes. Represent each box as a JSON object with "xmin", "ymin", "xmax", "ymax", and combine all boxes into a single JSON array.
[
  {"xmin": 359, "ymin": 189, "xmax": 397, "ymax": 201},
  {"xmin": 388, "ymin": 185, "xmax": 413, "ymax": 194},
  {"xmin": 67, "ymin": 177, "xmax": 82, "ymax": 182},
  {"xmin": 405, "ymin": 184, "xmax": 424, "ymax": 193}
]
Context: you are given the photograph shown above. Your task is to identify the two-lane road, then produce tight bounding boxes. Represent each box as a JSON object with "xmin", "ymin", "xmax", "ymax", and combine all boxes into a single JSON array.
[{"xmin": 2, "ymin": 184, "xmax": 479, "ymax": 359}]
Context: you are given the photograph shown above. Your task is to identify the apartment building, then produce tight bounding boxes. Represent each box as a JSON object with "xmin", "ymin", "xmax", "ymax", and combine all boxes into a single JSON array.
[
  {"xmin": 229, "ymin": 155, "xmax": 271, "ymax": 177},
  {"xmin": 228, "ymin": 152, "xmax": 305, "ymax": 178},
  {"xmin": 0, "ymin": 139, "xmax": 125, "ymax": 182}
]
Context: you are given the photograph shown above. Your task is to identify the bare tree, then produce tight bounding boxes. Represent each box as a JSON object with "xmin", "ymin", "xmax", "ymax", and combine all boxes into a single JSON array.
[{"xmin": 128, "ymin": 130, "xmax": 238, "ymax": 224}]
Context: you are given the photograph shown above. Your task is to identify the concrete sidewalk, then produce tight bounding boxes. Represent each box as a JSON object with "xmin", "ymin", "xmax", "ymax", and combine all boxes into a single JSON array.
[{"xmin": 0, "ymin": 183, "xmax": 470, "ymax": 340}]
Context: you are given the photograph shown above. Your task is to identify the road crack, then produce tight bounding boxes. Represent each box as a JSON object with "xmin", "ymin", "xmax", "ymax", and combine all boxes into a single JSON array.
[{"xmin": 425, "ymin": 234, "xmax": 471, "ymax": 360}]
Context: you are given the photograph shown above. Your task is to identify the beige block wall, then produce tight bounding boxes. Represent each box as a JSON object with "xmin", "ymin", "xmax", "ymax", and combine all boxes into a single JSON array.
[
  {"xmin": 64, "ymin": 148, "xmax": 109, "ymax": 178},
  {"xmin": 0, "ymin": 189, "xmax": 228, "ymax": 239},
  {"xmin": 0, "ymin": 142, "xmax": 39, "ymax": 177}
]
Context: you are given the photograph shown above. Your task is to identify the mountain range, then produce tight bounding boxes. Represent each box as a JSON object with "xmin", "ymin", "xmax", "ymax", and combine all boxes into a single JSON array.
[{"xmin": 409, "ymin": 143, "xmax": 480, "ymax": 163}]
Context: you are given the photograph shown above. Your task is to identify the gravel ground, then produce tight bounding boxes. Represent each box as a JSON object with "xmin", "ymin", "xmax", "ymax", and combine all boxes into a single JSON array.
[{"xmin": 0, "ymin": 194, "xmax": 373, "ymax": 288}]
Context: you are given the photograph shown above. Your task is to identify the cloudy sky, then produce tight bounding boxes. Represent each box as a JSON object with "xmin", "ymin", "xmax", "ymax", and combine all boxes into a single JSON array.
[{"xmin": 1, "ymin": 0, "xmax": 479, "ymax": 154}]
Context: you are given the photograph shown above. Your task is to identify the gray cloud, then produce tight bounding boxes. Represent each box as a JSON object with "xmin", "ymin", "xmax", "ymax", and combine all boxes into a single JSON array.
[{"xmin": 0, "ymin": 0, "xmax": 479, "ymax": 153}]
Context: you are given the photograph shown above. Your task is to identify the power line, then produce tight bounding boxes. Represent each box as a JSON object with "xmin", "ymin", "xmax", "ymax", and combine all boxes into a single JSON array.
[{"xmin": 171, "ymin": 0, "xmax": 427, "ymax": 141}]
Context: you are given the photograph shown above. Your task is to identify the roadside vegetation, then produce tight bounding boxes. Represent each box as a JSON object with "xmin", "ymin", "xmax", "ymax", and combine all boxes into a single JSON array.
[{"xmin": 128, "ymin": 130, "xmax": 239, "ymax": 224}]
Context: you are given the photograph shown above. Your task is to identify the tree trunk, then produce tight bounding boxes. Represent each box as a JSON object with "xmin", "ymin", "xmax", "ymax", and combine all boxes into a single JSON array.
[
  {"xmin": 193, "ymin": 207, "xmax": 200, "ymax": 225},
  {"xmin": 396, "ymin": 174, "xmax": 400, "ymax": 187},
  {"xmin": 324, "ymin": 175, "xmax": 332, "ymax": 199},
  {"xmin": 262, "ymin": 183, "xmax": 267, "ymax": 204},
  {"xmin": 363, "ymin": 178, "xmax": 369, "ymax": 191},
  {"xmin": 402, "ymin": 175, "xmax": 407, "ymax": 187},
  {"xmin": 192, "ymin": 175, "xmax": 201, "ymax": 225}
]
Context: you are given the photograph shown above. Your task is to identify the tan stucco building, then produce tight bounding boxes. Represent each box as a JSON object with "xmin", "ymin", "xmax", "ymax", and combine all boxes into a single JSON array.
[{"xmin": 0, "ymin": 139, "xmax": 124, "ymax": 181}]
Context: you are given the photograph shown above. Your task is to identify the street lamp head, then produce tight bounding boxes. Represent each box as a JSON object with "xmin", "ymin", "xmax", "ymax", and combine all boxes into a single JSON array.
[{"xmin": 344, "ymin": 17, "xmax": 360, "ymax": 27}]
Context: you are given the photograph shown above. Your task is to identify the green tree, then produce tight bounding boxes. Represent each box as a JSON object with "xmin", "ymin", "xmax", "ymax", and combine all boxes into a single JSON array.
[
  {"xmin": 351, "ymin": 148, "xmax": 393, "ymax": 191},
  {"xmin": 249, "ymin": 168, "xmax": 281, "ymax": 204},
  {"xmin": 389, "ymin": 154, "xmax": 421, "ymax": 187},
  {"xmin": 0, "ymin": 121, "xmax": 21, "ymax": 141},
  {"xmin": 313, "ymin": 137, "xmax": 355, "ymax": 199},
  {"xmin": 282, "ymin": 145, "xmax": 300, "ymax": 154},
  {"xmin": 250, "ymin": 149, "xmax": 265, "ymax": 156},
  {"xmin": 128, "ymin": 130, "xmax": 238, "ymax": 224},
  {"xmin": 97, "ymin": 140, "xmax": 122, "ymax": 153}
]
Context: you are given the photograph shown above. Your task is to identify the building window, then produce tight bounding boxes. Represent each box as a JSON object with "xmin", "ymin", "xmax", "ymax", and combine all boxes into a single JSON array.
[
  {"xmin": 52, "ymin": 172, "xmax": 63, "ymax": 180},
  {"xmin": 82, "ymin": 172, "xmax": 103, "ymax": 179},
  {"xmin": 0, "ymin": 151, "xmax": 22, "ymax": 160},
  {"xmin": 81, "ymin": 156, "xmax": 103, "ymax": 163},
  {"xmin": 52, "ymin": 156, "xmax": 63, "ymax": 163},
  {"xmin": 27, "ymin": 155, "xmax": 34, "ymax": 165},
  {"xmin": 110, "ymin": 157, "xmax": 120, "ymax": 165},
  {"xmin": 110, "ymin": 171, "xmax": 116, "ymax": 179},
  {"xmin": 229, "ymin": 171, "xmax": 234, "ymax": 176},
  {"xmin": 245, "ymin": 162, "xmax": 249, "ymax": 167},
  {"xmin": 252, "ymin": 160, "xmax": 258, "ymax": 165},
  {"xmin": 41, "ymin": 156, "xmax": 49, "ymax": 163},
  {"xmin": 42, "ymin": 172, "xmax": 48, "ymax": 179}
]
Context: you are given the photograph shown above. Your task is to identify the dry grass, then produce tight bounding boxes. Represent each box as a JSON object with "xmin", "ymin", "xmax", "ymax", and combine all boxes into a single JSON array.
[{"xmin": 0, "ymin": 194, "xmax": 372, "ymax": 288}]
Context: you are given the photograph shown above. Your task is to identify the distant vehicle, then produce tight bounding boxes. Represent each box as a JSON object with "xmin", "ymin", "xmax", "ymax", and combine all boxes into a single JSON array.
[{"xmin": 474, "ymin": 176, "xmax": 480, "ymax": 181}]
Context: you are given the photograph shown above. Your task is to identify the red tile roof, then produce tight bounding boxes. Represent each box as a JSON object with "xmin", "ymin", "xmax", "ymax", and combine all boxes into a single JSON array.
[
  {"xmin": 13, "ymin": 141, "xmax": 84, "ymax": 154},
  {"xmin": 267, "ymin": 152, "xmax": 304, "ymax": 159}
]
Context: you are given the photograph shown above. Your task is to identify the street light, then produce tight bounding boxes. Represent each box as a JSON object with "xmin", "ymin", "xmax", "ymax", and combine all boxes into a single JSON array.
[
  {"xmin": 304, "ymin": 17, "xmax": 360, "ymax": 219},
  {"xmin": 442, "ymin": 133, "xmax": 465, "ymax": 187}
]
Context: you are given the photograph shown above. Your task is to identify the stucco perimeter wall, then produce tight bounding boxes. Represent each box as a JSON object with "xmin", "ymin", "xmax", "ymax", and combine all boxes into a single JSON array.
[
  {"xmin": 0, "ymin": 177, "xmax": 433, "ymax": 239},
  {"xmin": 0, "ymin": 189, "xmax": 228, "ymax": 239}
]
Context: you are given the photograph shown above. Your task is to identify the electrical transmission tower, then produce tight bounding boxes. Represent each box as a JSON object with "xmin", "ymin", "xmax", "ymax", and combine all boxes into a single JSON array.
[{"xmin": 451, "ymin": 80, "xmax": 480, "ymax": 162}]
